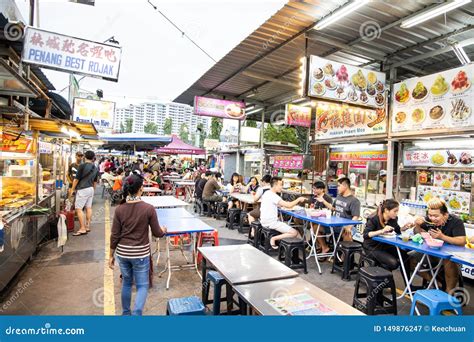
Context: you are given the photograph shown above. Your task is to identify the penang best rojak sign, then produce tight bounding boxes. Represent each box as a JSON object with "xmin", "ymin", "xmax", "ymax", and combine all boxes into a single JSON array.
[{"xmin": 21, "ymin": 27, "xmax": 122, "ymax": 82}]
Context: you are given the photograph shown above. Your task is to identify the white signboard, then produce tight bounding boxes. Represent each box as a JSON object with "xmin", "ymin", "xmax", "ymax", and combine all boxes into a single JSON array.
[
  {"xmin": 73, "ymin": 98, "xmax": 115, "ymax": 131},
  {"xmin": 22, "ymin": 27, "xmax": 122, "ymax": 81},
  {"xmin": 392, "ymin": 64, "xmax": 473, "ymax": 133},
  {"xmin": 240, "ymin": 126, "xmax": 260, "ymax": 143}
]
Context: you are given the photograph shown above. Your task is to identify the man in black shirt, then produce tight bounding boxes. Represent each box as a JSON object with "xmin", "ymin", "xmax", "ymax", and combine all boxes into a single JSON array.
[
  {"xmin": 195, "ymin": 171, "xmax": 211, "ymax": 200},
  {"xmin": 70, "ymin": 151, "xmax": 99, "ymax": 236},
  {"xmin": 310, "ymin": 181, "xmax": 333, "ymax": 210},
  {"xmin": 415, "ymin": 198, "xmax": 466, "ymax": 292}
]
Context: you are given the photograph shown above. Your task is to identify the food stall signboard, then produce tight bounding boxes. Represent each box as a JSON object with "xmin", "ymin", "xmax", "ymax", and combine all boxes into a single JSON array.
[
  {"xmin": 73, "ymin": 98, "xmax": 115, "ymax": 131},
  {"xmin": 285, "ymin": 104, "xmax": 311, "ymax": 127},
  {"xmin": 203, "ymin": 138, "xmax": 220, "ymax": 150},
  {"xmin": 39, "ymin": 141, "xmax": 53, "ymax": 154},
  {"xmin": 0, "ymin": 133, "xmax": 33, "ymax": 153},
  {"xmin": 307, "ymin": 56, "xmax": 386, "ymax": 108},
  {"xmin": 403, "ymin": 149, "xmax": 473, "ymax": 168},
  {"xmin": 330, "ymin": 151, "xmax": 387, "ymax": 162},
  {"xmin": 315, "ymin": 101, "xmax": 386, "ymax": 140},
  {"xmin": 273, "ymin": 155, "xmax": 304, "ymax": 169},
  {"xmin": 22, "ymin": 27, "xmax": 122, "ymax": 81},
  {"xmin": 392, "ymin": 64, "xmax": 473, "ymax": 133},
  {"xmin": 194, "ymin": 96, "xmax": 246, "ymax": 120}
]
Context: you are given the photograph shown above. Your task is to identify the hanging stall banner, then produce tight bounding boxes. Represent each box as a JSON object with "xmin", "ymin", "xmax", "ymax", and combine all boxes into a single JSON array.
[
  {"xmin": 272, "ymin": 155, "xmax": 304, "ymax": 169},
  {"xmin": 330, "ymin": 151, "xmax": 387, "ymax": 162},
  {"xmin": 403, "ymin": 149, "xmax": 474, "ymax": 168},
  {"xmin": 307, "ymin": 56, "xmax": 386, "ymax": 109},
  {"xmin": 73, "ymin": 98, "xmax": 115, "ymax": 131},
  {"xmin": 194, "ymin": 96, "xmax": 246, "ymax": 120},
  {"xmin": 0, "ymin": 133, "xmax": 33, "ymax": 153},
  {"xmin": 285, "ymin": 104, "xmax": 311, "ymax": 127},
  {"xmin": 315, "ymin": 101, "xmax": 386, "ymax": 140},
  {"xmin": 22, "ymin": 27, "xmax": 122, "ymax": 81},
  {"xmin": 392, "ymin": 64, "xmax": 474, "ymax": 133}
]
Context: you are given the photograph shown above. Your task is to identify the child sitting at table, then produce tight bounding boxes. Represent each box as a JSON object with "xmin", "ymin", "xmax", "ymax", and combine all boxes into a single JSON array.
[
  {"xmin": 414, "ymin": 197, "xmax": 466, "ymax": 292},
  {"xmin": 246, "ymin": 177, "xmax": 260, "ymax": 194}
]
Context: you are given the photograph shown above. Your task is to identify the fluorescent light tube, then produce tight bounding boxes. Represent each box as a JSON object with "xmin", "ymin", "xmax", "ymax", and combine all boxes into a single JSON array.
[
  {"xmin": 314, "ymin": 0, "xmax": 370, "ymax": 30},
  {"xmin": 401, "ymin": 0, "xmax": 471, "ymax": 28}
]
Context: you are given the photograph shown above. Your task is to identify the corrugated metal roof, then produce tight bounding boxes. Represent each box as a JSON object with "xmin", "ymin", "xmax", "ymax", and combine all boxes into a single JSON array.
[{"xmin": 174, "ymin": 0, "xmax": 474, "ymax": 118}]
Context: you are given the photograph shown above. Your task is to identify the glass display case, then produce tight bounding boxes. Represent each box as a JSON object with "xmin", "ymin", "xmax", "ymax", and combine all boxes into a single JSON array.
[
  {"xmin": 38, "ymin": 140, "xmax": 56, "ymax": 201},
  {"xmin": 0, "ymin": 151, "xmax": 37, "ymax": 216}
]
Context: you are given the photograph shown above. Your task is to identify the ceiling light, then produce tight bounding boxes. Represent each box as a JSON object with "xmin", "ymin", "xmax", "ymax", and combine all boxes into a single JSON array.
[
  {"xmin": 314, "ymin": 0, "xmax": 370, "ymax": 30},
  {"xmin": 401, "ymin": 0, "xmax": 471, "ymax": 29},
  {"xmin": 452, "ymin": 43, "xmax": 471, "ymax": 65},
  {"xmin": 246, "ymin": 108, "xmax": 263, "ymax": 115}
]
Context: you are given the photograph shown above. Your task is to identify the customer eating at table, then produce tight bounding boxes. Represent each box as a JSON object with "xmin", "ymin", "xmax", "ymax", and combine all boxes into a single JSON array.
[
  {"xmin": 363, "ymin": 199, "xmax": 410, "ymax": 271},
  {"xmin": 109, "ymin": 174, "xmax": 167, "ymax": 316},
  {"xmin": 313, "ymin": 177, "xmax": 361, "ymax": 247},
  {"xmin": 246, "ymin": 176, "xmax": 260, "ymax": 194},
  {"xmin": 414, "ymin": 197, "xmax": 466, "ymax": 292},
  {"xmin": 202, "ymin": 172, "xmax": 224, "ymax": 203},
  {"xmin": 307, "ymin": 181, "xmax": 333, "ymax": 254},
  {"xmin": 248, "ymin": 174, "xmax": 272, "ymax": 235},
  {"xmin": 227, "ymin": 172, "xmax": 243, "ymax": 210},
  {"xmin": 260, "ymin": 177, "xmax": 306, "ymax": 249}
]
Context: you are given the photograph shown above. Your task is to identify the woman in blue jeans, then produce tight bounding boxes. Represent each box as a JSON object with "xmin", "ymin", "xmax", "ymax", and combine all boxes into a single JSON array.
[{"xmin": 109, "ymin": 174, "xmax": 166, "ymax": 315}]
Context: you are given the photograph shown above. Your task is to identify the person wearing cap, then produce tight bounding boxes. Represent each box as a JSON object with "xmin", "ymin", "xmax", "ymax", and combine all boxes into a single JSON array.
[{"xmin": 67, "ymin": 151, "xmax": 84, "ymax": 188}]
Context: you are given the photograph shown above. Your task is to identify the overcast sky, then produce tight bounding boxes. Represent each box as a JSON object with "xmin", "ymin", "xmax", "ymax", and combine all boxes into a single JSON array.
[{"xmin": 14, "ymin": 0, "xmax": 287, "ymax": 107}]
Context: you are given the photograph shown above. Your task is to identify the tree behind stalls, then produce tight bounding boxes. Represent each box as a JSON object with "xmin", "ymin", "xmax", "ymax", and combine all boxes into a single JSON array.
[
  {"xmin": 144, "ymin": 122, "xmax": 158, "ymax": 134},
  {"xmin": 124, "ymin": 118, "xmax": 133, "ymax": 133},
  {"xmin": 179, "ymin": 123, "xmax": 189, "ymax": 143},
  {"xmin": 264, "ymin": 124, "xmax": 300, "ymax": 150},
  {"xmin": 196, "ymin": 123, "xmax": 207, "ymax": 147},
  {"xmin": 119, "ymin": 122, "xmax": 125, "ymax": 133},
  {"xmin": 163, "ymin": 117, "xmax": 172, "ymax": 135},
  {"xmin": 210, "ymin": 117, "xmax": 223, "ymax": 140},
  {"xmin": 245, "ymin": 120, "xmax": 257, "ymax": 128}
]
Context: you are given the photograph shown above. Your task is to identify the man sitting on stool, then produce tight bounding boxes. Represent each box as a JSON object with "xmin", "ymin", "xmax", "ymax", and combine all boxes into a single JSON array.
[{"xmin": 260, "ymin": 177, "xmax": 306, "ymax": 249}]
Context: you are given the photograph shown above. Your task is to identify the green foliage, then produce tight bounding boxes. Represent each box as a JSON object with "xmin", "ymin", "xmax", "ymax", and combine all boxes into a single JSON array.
[
  {"xmin": 124, "ymin": 118, "xmax": 133, "ymax": 133},
  {"xmin": 163, "ymin": 117, "xmax": 172, "ymax": 135},
  {"xmin": 210, "ymin": 117, "xmax": 223, "ymax": 140},
  {"xmin": 264, "ymin": 124, "xmax": 300, "ymax": 149},
  {"xmin": 245, "ymin": 120, "xmax": 257, "ymax": 128},
  {"xmin": 144, "ymin": 122, "xmax": 158, "ymax": 134},
  {"xmin": 179, "ymin": 123, "xmax": 189, "ymax": 142}
]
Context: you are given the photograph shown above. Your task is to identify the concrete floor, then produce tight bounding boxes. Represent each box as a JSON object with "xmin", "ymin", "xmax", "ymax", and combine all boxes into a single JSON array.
[{"xmin": 1, "ymin": 190, "xmax": 473, "ymax": 316}]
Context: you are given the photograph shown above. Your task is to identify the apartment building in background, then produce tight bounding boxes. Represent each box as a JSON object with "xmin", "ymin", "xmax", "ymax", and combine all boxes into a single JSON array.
[{"xmin": 113, "ymin": 102, "xmax": 210, "ymax": 136}]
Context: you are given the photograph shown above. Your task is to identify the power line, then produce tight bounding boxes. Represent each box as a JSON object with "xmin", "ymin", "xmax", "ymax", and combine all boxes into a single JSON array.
[{"xmin": 147, "ymin": 0, "xmax": 216, "ymax": 63}]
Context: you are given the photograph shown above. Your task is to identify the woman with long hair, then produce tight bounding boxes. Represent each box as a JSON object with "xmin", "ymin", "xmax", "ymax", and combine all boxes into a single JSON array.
[
  {"xmin": 363, "ymin": 199, "xmax": 409, "ymax": 271},
  {"xmin": 109, "ymin": 174, "xmax": 167, "ymax": 315},
  {"xmin": 226, "ymin": 172, "xmax": 243, "ymax": 209},
  {"xmin": 246, "ymin": 176, "xmax": 259, "ymax": 194}
]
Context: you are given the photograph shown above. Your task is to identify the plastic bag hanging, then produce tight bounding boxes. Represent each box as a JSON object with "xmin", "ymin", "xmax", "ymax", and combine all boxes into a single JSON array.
[{"xmin": 57, "ymin": 214, "xmax": 68, "ymax": 248}]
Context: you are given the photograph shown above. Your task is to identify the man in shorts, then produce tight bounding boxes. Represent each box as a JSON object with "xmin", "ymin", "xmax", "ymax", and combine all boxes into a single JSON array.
[
  {"xmin": 70, "ymin": 150, "xmax": 99, "ymax": 236},
  {"xmin": 260, "ymin": 177, "xmax": 306, "ymax": 249}
]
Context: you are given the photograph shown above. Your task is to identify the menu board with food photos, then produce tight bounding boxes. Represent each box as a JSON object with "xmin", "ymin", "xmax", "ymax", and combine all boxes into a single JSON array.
[
  {"xmin": 392, "ymin": 64, "xmax": 473, "ymax": 133},
  {"xmin": 403, "ymin": 149, "xmax": 474, "ymax": 168},
  {"xmin": 433, "ymin": 171, "xmax": 462, "ymax": 191},
  {"xmin": 417, "ymin": 185, "xmax": 471, "ymax": 214},
  {"xmin": 307, "ymin": 56, "xmax": 386, "ymax": 109}
]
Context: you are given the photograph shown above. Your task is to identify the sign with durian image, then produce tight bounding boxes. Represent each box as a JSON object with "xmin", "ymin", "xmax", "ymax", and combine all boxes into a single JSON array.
[
  {"xmin": 308, "ymin": 56, "xmax": 386, "ymax": 109},
  {"xmin": 392, "ymin": 64, "xmax": 473, "ymax": 133}
]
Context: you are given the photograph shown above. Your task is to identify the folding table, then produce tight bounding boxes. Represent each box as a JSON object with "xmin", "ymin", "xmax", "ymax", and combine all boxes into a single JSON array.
[
  {"xmin": 280, "ymin": 209, "xmax": 361, "ymax": 274},
  {"xmin": 141, "ymin": 195, "xmax": 188, "ymax": 208}
]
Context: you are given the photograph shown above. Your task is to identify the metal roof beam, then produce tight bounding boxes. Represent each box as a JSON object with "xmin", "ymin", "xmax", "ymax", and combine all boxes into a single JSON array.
[{"xmin": 242, "ymin": 70, "xmax": 298, "ymax": 88}]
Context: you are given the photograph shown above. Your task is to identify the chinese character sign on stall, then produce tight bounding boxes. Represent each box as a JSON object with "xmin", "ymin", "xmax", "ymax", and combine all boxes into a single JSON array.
[
  {"xmin": 315, "ymin": 101, "xmax": 386, "ymax": 140},
  {"xmin": 22, "ymin": 27, "xmax": 122, "ymax": 81},
  {"xmin": 0, "ymin": 133, "xmax": 33, "ymax": 153},
  {"xmin": 285, "ymin": 104, "xmax": 311, "ymax": 127},
  {"xmin": 273, "ymin": 155, "xmax": 304, "ymax": 169},
  {"xmin": 73, "ymin": 98, "xmax": 115, "ymax": 131}
]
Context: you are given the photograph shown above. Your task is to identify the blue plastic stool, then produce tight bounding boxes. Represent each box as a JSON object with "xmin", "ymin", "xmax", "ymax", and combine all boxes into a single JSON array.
[
  {"xmin": 166, "ymin": 296, "xmax": 206, "ymax": 315},
  {"xmin": 410, "ymin": 289, "xmax": 462, "ymax": 316},
  {"xmin": 205, "ymin": 271, "xmax": 228, "ymax": 315}
]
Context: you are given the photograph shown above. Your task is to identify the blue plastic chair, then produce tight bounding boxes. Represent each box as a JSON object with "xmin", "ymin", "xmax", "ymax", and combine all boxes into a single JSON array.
[
  {"xmin": 410, "ymin": 289, "xmax": 462, "ymax": 316},
  {"xmin": 166, "ymin": 296, "xmax": 206, "ymax": 315}
]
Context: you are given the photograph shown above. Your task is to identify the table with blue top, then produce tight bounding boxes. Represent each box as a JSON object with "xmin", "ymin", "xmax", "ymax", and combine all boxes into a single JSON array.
[
  {"xmin": 155, "ymin": 214, "xmax": 214, "ymax": 289},
  {"xmin": 373, "ymin": 236, "xmax": 474, "ymax": 302},
  {"xmin": 156, "ymin": 207, "xmax": 195, "ymax": 219},
  {"xmin": 280, "ymin": 209, "xmax": 361, "ymax": 274}
]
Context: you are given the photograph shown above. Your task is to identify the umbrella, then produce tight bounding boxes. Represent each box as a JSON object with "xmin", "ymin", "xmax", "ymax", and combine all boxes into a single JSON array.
[{"xmin": 155, "ymin": 135, "xmax": 206, "ymax": 155}]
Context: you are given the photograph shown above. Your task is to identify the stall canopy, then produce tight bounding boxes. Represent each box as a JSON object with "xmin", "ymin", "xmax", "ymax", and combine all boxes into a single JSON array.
[
  {"xmin": 173, "ymin": 0, "xmax": 474, "ymax": 122},
  {"xmin": 99, "ymin": 133, "xmax": 172, "ymax": 151},
  {"xmin": 155, "ymin": 135, "xmax": 206, "ymax": 155}
]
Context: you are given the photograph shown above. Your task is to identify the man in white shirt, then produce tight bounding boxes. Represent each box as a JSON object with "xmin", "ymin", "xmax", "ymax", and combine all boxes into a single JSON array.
[{"xmin": 260, "ymin": 177, "xmax": 306, "ymax": 249}]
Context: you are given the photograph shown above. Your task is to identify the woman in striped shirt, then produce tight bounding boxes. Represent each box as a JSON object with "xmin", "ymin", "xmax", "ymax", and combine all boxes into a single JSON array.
[{"xmin": 109, "ymin": 174, "xmax": 167, "ymax": 315}]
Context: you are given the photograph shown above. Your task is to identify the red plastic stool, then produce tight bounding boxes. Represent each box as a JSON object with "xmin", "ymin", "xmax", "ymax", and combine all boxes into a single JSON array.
[
  {"xmin": 197, "ymin": 230, "xmax": 219, "ymax": 264},
  {"xmin": 171, "ymin": 234, "xmax": 191, "ymax": 247},
  {"xmin": 175, "ymin": 187, "xmax": 186, "ymax": 198}
]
